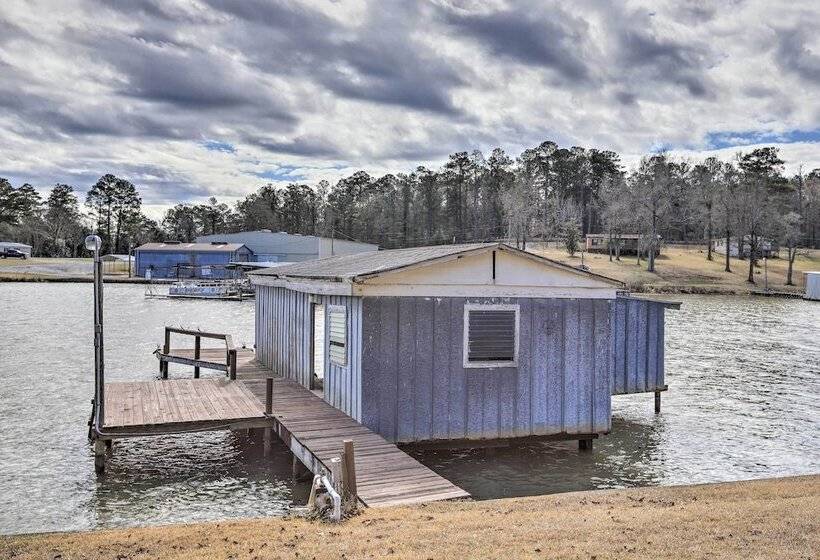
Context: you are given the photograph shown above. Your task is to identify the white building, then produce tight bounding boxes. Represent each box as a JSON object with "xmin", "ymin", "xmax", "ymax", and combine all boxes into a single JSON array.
[
  {"xmin": 195, "ymin": 230, "xmax": 377, "ymax": 263},
  {"xmin": 712, "ymin": 236, "xmax": 779, "ymax": 258}
]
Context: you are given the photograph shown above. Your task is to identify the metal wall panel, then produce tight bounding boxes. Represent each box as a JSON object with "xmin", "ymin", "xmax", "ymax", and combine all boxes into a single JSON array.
[
  {"xmin": 254, "ymin": 286, "xmax": 364, "ymax": 421},
  {"xmin": 610, "ymin": 297, "xmax": 667, "ymax": 395},
  {"xmin": 360, "ymin": 296, "xmax": 614, "ymax": 443}
]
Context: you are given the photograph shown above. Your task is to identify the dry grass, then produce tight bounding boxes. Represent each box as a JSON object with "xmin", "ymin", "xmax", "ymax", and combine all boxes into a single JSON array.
[
  {"xmin": 2, "ymin": 475, "xmax": 818, "ymax": 560},
  {"xmin": 533, "ymin": 244, "xmax": 820, "ymax": 293}
]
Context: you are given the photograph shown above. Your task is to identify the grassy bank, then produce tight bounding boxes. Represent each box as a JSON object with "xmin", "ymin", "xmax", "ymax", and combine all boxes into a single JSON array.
[
  {"xmin": 2, "ymin": 475, "xmax": 817, "ymax": 559},
  {"xmin": 4, "ymin": 249, "xmax": 819, "ymax": 293},
  {"xmin": 534, "ymin": 245, "xmax": 820, "ymax": 294}
]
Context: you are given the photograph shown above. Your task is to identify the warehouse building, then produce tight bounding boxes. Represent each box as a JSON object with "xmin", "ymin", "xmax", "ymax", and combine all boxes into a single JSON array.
[{"xmin": 196, "ymin": 230, "xmax": 377, "ymax": 263}]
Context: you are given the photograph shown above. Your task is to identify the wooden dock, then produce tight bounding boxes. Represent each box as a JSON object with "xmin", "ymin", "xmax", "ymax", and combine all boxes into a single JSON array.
[{"xmin": 98, "ymin": 346, "xmax": 469, "ymax": 509}]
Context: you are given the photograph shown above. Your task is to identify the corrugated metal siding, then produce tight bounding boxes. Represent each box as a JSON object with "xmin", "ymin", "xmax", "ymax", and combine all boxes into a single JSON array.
[
  {"xmin": 254, "ymin": 286, "xmax": 313, "ymax": 387},
  {"xmin": 610, "ymin": 297, "xmax": 666, "ymax": 394},
  {"xmin": 254, "ymin": 286, "xmax": 363, "ymax": 422},
  {"xmin": 360, "ymin": 296, "xmax": 613, "ymax": 443},
  {"xmin": 135, "ymin": 249, "xmax": 247, "ymax": 278}
]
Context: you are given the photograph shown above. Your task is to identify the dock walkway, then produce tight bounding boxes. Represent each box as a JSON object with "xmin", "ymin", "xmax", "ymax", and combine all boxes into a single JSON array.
[{"xmin": 101, "ymin": 348, "xmax": 468, "ymax": 508}]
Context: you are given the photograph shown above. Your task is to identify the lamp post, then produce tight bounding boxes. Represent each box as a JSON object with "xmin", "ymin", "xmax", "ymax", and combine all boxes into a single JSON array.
[{"xmin": 86, "ymin": 234, "xmax": 104, "ymax": 434}]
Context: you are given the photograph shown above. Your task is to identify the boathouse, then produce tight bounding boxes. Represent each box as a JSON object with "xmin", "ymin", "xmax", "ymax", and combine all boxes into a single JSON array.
[
  {"xmin": 135, "ymin": 241, "xmax": 253, "ymax": 279},
  {"xmin": 250, "ymin": 242, "xmax": 676, "ymax": 445}
]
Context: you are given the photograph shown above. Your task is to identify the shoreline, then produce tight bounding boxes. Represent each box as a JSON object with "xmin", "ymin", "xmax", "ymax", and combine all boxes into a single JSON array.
[
  {"xmin": 2, "ymin": 475, "xmax": 817, "ymax": 559},
  {"xmin": 0, "ymin": 273, "xmax": 807, "ymax": 296}
]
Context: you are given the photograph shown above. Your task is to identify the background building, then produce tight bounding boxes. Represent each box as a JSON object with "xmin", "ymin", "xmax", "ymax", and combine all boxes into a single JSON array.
[
  {"xmin": 196, "ymin": 230, "xmax": 377, "ymax": 263},
  {"xmin": 0, "ymin": 241, "xmax": 33, "ymax": 257},
  {"xmin": 134, "ymin": 242, "xmax": 253, "ymax": 279}
]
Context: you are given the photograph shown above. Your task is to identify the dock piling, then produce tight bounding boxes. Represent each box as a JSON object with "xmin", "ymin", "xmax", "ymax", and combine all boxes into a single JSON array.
[
  {"xmin": 94, "ymin": 439, "xmax": 106, "ymax": 474},
  {"xmin": 193, "ymin": 336, "xmax": 201, "ymax": 378},
  {"xmin": 578, "ymin": 438, "xmax": 593, "ymax": 452},
  {"xmin": 342, "ymin": 439, "xmax": 357, "ymax": 502},
  {"xmin": 263, "ymin": 377, "xmax": 273, "ymax": 456},
  {"xmin": 654, "ymin": 390, "xmax": 661, "ymax": 414}
]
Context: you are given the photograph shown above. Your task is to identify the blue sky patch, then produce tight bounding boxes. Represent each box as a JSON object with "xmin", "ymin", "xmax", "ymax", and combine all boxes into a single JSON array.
[
  {"xmin": 201, "ymin": 140, "xmax": 237, "ymax": 154},
  {"xmin": 254, "ymin": 166, "xmax": 306, "ymax": 182},
  {"xmin": 706, "ymin": 129, "xmax": 820, "ymax": 150}
]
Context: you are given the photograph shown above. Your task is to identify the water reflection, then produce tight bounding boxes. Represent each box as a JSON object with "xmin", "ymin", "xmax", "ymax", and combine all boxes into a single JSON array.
[
  {"xmin": 88, "ymin": 432, "xmax": 310, "ymax": 528},
  {"xmin": 409, "ymin": 417, "xmax": 666, "ymax": 498}
]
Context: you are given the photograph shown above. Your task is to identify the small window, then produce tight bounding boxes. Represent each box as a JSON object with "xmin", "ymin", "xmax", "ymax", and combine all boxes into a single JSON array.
[
  {"xmin": 463, "ymin": 304, "xmax": 519, "ymax": 368},
  {"xmin": 328, "ymin": 305, "xmax": 347, "ymax": 367}
]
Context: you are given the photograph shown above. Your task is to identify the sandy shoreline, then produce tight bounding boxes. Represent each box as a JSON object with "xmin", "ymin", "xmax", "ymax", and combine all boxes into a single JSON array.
[{"xmin": 2, "ymin": 475, "xmax": 817, "ymax": 559}]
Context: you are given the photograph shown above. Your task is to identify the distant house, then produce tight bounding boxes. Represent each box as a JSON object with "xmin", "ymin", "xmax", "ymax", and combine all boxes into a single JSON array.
[
  {"xmin": 0, "ymin": 241, "xmax": 33, "ymax": 257},
  {"xmin": 101, "ymin": 254, "xmax": 134, "ymax": 263},
  {"xmin": 134, "ymin": 242, "xmax": 253, "ymax": 279},
  {"xmin": 712, "ymin": 237, "xmax": 779, "ymax": 258},
  {"xmin": 196, "ymin": 230, "xmax": 377, "ymax": 263},
  {"xmin": 249, "ymin": 242, "xmax": 677, "ymax": 445},
  {"xmin": 585, "ymin": 234, "xmax": 662, "ymax": 255}
]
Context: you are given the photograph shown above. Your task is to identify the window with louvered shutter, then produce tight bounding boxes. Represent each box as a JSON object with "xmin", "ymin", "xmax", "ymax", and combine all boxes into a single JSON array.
[
  {"xmin": 328, "ymin": 305, "xmax": 347, "ymax": 367},
  {"xmin": 463, "ymin": 304, "xmax": 520, "ymax": 368}
]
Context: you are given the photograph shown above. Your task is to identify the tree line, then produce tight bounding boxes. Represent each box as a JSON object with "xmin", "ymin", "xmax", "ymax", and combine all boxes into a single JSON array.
[{"xmin": 1, "ymin": 140, "xmax": 817, "ymax": 285}]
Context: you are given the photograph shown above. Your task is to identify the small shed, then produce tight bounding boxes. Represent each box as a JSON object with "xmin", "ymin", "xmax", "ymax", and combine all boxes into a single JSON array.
[
  {"xmin": 805, "ymin": 272, "xmax": 820, "ymax": 301},
  {"xmin": 0, "ymin": 241, "xmax": 33, "ymax": 257},
  {"xmin": 135, "ymin": 242, "xmax": 253, "ymax": 279},
  {"xmin": 250, "ymin": 242, "xmax": 677, "ymax": 445}
]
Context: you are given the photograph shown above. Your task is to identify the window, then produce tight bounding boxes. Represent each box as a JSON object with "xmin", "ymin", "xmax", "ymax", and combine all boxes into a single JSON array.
[
  {"xmin": 463, "ymin": 304, "xmax": 519, "ymax": 368},
  {"xmin": 328, "ymin": 305, "xmax": 347, "ymax": 367}
]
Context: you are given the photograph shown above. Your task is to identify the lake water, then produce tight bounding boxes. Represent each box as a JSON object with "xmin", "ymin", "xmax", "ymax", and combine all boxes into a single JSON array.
[{"xmin": 0, "ymin": 284, "xmax": 818, "ymax": 535}]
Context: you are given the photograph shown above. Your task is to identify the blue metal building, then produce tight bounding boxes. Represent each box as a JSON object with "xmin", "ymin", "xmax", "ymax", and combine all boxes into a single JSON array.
[
  {"xmin": 250, "ymin": 243, "xmax": 677, "ymax": 445},
  {"xmin": 135, "ymin": 242, "xmax": 253, "ymax": 279}
]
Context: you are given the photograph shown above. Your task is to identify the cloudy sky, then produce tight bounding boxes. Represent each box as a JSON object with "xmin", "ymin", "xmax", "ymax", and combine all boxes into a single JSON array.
[{"xmin": 1, "ymin": 0, "xmax": 818, "ymax": 218}]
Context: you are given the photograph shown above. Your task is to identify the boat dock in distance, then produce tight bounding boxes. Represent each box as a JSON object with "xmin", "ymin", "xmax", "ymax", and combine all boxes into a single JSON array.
[{"xmin": 94, "ymin": 328, "xmax": 469, "ymax": 509}]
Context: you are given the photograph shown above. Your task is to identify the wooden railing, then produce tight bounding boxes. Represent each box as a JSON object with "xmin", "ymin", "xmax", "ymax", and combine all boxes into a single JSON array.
[{"xmin": 156, "ymin": 326, "xmax": 237, "ymax": 380}]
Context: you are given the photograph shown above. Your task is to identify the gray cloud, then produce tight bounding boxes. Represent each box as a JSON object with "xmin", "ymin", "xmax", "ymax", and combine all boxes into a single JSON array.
[
  {"xmin": 440, "ymin": 4, "xmax": 593, "ymax": 84},
  {"xmin": 0, "ymin": 0, "xmax": 817, "ymax": 207},
  {"xmin": 775, "ymin": 26, "xmax": 820, "ymax": 84}
]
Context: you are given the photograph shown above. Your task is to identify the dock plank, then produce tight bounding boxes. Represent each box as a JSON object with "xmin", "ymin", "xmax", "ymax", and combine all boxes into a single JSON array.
[{"xmin": 101, "ymin": 348, "xmax": 469, "ymax": 508}]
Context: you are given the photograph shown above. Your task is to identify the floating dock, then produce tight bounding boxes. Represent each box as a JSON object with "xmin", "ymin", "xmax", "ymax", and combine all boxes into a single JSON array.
[{"xmin": 96, "ymin": 345, "xmax": 469, "ymax": 509}]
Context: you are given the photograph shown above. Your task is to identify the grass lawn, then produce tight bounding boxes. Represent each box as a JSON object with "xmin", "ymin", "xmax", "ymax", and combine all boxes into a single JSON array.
[
  {"xmin": 534, "ymin": 244, "xmax": 820, "ymax": 293},
  {"xmin": 2, "ymin": 475, "xmax": 817, "ymax": 559}
]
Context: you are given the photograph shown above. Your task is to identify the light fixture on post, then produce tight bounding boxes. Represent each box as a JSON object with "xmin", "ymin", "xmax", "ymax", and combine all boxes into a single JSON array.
[{"xmin": 85, "ymin": 235, "xmax": 105, "ymax": 460}]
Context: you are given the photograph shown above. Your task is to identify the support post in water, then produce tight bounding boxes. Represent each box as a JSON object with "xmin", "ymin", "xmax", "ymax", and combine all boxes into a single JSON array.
[
  {"xmin": 162, "ymin": 328, "xmax": 170, "ymax": 379},
  {"xmin": 655, "ymin": 390, "xmax": 661, "ymax": 414},
  {"xmin": 264, "ymin": 377, "xmax": 273, "ymax": 456},
  {"xmin": 194, "ymin": 335, "xmax": 201, "ymax": 379},
  {"xmin": 94, "ymin": 439, "xmax": 106, "ymax": 474},
  {"xmin": 578, "ymin": 438, "xmax": 593, "ymax": 452},
  {"xmin": 342, "ymin": 439, "xmax": 357, "ymax": 502},
  {"xmin": 229, "ymin": 349, "xmax": 237, "ymax": 380}
]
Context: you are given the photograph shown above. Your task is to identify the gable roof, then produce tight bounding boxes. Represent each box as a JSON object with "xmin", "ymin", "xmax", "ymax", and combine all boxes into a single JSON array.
[
  {"xmin": 135, "ymin": 242, "xmax": 250, "ymax": 253},
  {"xmin": 249, "ymin": 242, "xmax": 622, "ymax": 286}
]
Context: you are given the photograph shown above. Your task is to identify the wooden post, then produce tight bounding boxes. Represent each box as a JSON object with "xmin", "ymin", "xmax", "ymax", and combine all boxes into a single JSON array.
[
  {"xmin": 162, "ymin": 328, "xmax": 170, "ymax": 379},
  {"xmin": 229, "ymin": 349, "xmax": 237, "ymax": 380},
  {"xmin": 329, "ymin": 457, "xmax": 343, "ymax": 495},
  {"xmin": 654, "ymin": 390, "xmax": 661, "ymax": 414},
  {"xmin": 94, "ymin": 439, "xmax": 106, "ymax": 474},
  {"xmin": 263, "ymin": 377, "xmax": 273, "ymax": 456},
  {"xmin": 265, "ymin": 377, "xmax": 273, "ymax": 415},
  {"xmin": 579, "ymin": 438, "xmax": 593, "ymax": 451},
  {"xmin": 194, "ymin": 335, "xmax": 201, "ymax": 379},
  {"xmin": 342, "ymin": 439, "xmax": 357, "ymax": 501}
]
